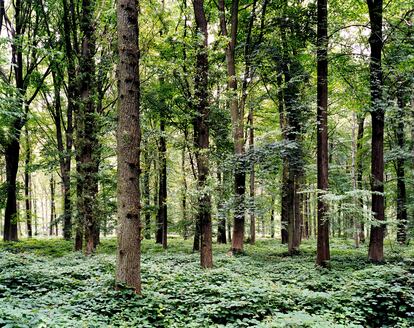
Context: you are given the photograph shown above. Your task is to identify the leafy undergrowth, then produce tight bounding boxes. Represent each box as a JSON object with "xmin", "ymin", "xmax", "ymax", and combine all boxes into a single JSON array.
[{"xmin": 0, "ymin": 238, "xmax": 413, "ymax": 327}]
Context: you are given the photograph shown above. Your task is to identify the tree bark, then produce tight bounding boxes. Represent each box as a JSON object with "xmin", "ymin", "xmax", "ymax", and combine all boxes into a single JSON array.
[
  {"xmin": 218, "ymin": 0, "xmax": 245, "ymax": 254},
  {"xmin": 143, "ymin": 150, "xmax": 151, "ymax": 239},
  {"xmin": 50, "ymin": 175, "xmax": 56, "ymax": 236},
  {"xmin": 193, "ymin": 0, "xmax": 212, "ymax": 268},
  {"xmin": 217, "ymin": 171, "xmax": 227, "ymax": 243},
  {"xmin": 356, "ymin": 115, "xmax": 365, "ymax": 243},
  {"xmin": 61, "ymin": 0, "xmax": 76, "ymax": 240},
  {"xmin": 396, "ymin": 91, "xmax": 407, "ymax": 244},
  {"xmin": 367, "ymin": 0, "xmax": 384, "ymax": 262},
  {"xmin": 156, "ymin": 118, "xmax": 168, "ymax": 248},
  {"xmin": 24, "ymin": 127, "xmax": 32, "ymax": 238},
  {"xmin": 316, "ymin": 0, "xmax": 330, "ymax": 266},
  {"xmin": 116, "ymin": 0, "xmax": 142, "ymax": 293},
  {"xmin": 78, "ymin": 0, "xmax": 99, "ymax": 255}
]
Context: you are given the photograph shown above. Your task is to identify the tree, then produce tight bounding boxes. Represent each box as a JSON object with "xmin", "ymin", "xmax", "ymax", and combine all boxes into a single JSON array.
[
  {"xmin": 316, "ymin": 0, "xmax": 330, "ymax": 266},
  {"xmin": 218, "ymin": 0, "xmax": 245, "ymax": 254},
  {"xmin": 366, "ymin": 0, "xmax": 384, "ymax": 262},
  {"xmin": 193, "ymin": 0, "xmax": 212, "ymax": 268},
  {"xmin": 115, "ymin": 0, "xmax": 141, "ymax": 293}
]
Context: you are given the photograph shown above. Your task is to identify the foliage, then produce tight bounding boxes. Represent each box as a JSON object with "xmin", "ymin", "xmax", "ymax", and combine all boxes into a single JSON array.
[{"xmin": 0, "ymin": 238, "xmax": 413, "ymax": 327}]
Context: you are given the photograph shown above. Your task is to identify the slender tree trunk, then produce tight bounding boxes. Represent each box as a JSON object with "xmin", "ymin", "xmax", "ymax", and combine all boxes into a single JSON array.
[
  {"xmin": 278, "ymin": 72, "xmax": 288, "ymax": 244},
  {"xmin": 218, "ymin": 0, "xmax": 245, "ymax": 254},
  {"xmin": 74, "ymin": 159, "xmax": 83, "ymax": 251},
  {"xmin": 181, "ymin": 148, "xmax": 189, "ymax": 240},
  {"xmin": 156, "ymin": 118, "xmax": 168, "ymax": 248},
  {"xmin": 367, "ymin": 0, "xmax": 384, "ymax": 262},
  {"xmin": 61, "ymin": 0, "xmax": 75, "ymax": 240},
  {"xmin": 270, "ymin": 194, "xmax": 275, "ymax": 238},
  {"xmin": 116, "ymin": 0, "xmax": 141, "ymax": 293},
  {"xmin": 217, "ymin": 171, "xmax": 227, "ymax": 243},
  {"xmin": 396, "ymin": 91, "xmax": 407, "ymax": 244},
  {"xmin": 25, "ymin": 127, "xmax": 32, "ymax": 238},
  {"xmin": 316, "ymin": 0, "xmax": 330, "ymax": 266},
  {"xmin": 143, "ymin": 151, "xmax": 151, "ymax": 239},
  {"xmin": 356, "ymin": 115, "xmax": 365, "ymax": 243},
  {"xmin": 248, "ymin": 107, "xmax": 256, "ymax": 245},
  {"xmin": 193, "ymin": 0, "xmax": 212, "ymax": 268},
  {"xmin": 50, "ymin": 175, "xmax": 56, "ymax": 236}
]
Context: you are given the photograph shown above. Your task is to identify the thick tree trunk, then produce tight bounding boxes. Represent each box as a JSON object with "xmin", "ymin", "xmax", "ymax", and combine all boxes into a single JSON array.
[
  {"xmin": 193, "ymin": 0, "xmax": 212, "ymax": 268},
  {"xmin": 78, "ymin": 0, "xmax": 99, "ymax": 255},
  {"xmin": 4, "ymin": 139, "xmax": 20, "ymax": 241},
  {"xmin": 116, "ymin": 0, "xmax": 141, "ymax": 293},
  {"xmin": 316, "ymin": 0, "xmax": 330, "ymax": 266},
  {"xmin": 367, "ymin": 0, "xmax": 384, "ymax": 262},
  {"xmin": 396, "ymin": 91, "xmax": 407, "ymax": 244},
  {"xmin": 4, "ymin": 0, "xmax": 25, "ymax": 242}
]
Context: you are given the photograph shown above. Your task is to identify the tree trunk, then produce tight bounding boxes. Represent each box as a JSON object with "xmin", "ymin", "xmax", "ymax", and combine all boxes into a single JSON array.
[
  {"xmin": 78, "ymin": 0, "xmax": 99, "ymax": 255},
  {"xmin": 248, "ymin": 107, "xmax": 256, "ymax": 245},
  {"xmin": 270, "ymin": 194, "xmax": 275, "ymax": 238},
  {"xmin": 218, "ymin": 0, "xmax": 245, "ymax": 254},
  {"xmin": 356, "ymin": 115, "xmax": 365, "ymax": 243},
  {"xmin": 316, "ymin": 0, "xmax": 330, "ymax": 266},
  {"xmin": 116, "ymin": 0, "xmax": 141, "ymax": 293},
  {"xmin": 50, "ymin": 175, "xmax": 56, "ymax": 236},
  {"xmin": 181, "ymin": 148, "xmax": 190, "ymax": 240},
  {"xmin": 156, "ymin": 118, "xmax": 168, "ymax": 248},
  {"xmin": 396, "ymin": 91, "xmax": 407, "ymax": 244},
  {"xmin": 143, "ymin": 151, "xmax": 151, "ymax": 239},
  {"xmin": 367, "ymin": 0, "xmax": 384, "ymax": 262},
  {"xmin": 217, "ymin": 172, "xmax": 227, "ymax": 243},
  {"xmin": 193, "ymin": 0, "xmax": 212, "ymax": 268},
  {"xmin": 61, "ymin": 0, "xmax": 76, "ymax": 240},
  {"xmin": 25, "ymin": 127, "xmax": 32, "ymax": 238},
  {"xmin": 4, "ymin": 139, "xmax": 20, "ymax": 241}
]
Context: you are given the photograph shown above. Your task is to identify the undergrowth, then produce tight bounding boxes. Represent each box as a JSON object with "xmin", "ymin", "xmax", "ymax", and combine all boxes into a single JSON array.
[{"xmin": 0, "ymin": 238, "xmax": 413, "ymax": 327}]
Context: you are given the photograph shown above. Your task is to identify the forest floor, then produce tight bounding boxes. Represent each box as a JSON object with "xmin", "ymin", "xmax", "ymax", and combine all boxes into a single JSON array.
[{"xmin": 0, "ymin": 237, "xmax": 413, "ymax": 327}]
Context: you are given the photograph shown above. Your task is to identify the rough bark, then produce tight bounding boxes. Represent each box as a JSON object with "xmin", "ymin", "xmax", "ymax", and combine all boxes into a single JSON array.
[
  {"xmin": 193, "ymin": 0, "xmax": 212, "ymax": 268},
  {"xmin": 316, "ymin": 0, "xmax": 330, "ymax": 266},
  {"xmin": 116, "ymin": 0, "xmax": 142, "ymax": 293},
  {"xmin": 78, "ymin": 0, "xmax": 99, "ymax": 255},
  {"xmin": 367, "ymin": 0, "xmax": 384, "ymax": 262}
]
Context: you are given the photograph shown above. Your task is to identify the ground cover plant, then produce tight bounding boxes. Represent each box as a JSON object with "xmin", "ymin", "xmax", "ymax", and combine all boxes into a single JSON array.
[{"xmin": 1, "ymin": 238, "xmax": 413, "ymax": 327}]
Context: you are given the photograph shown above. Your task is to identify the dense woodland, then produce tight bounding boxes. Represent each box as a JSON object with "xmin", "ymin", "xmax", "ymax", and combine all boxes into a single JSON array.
[{"xmin": 0, "ymin": 0, "xmax": 413, "ymax": 326}]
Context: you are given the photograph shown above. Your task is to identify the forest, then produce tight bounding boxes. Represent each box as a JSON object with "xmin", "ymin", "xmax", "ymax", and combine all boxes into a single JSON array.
[{"xmin": 0, "ymin": 0, "xmax": 413, "ymax": 326}]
